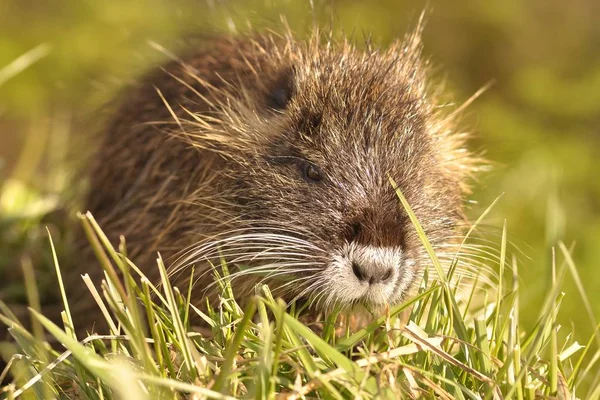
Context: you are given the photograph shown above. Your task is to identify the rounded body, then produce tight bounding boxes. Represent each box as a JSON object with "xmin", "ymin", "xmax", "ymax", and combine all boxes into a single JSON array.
[{"xmin": 68, "ymin": 31, "xmax": 477, "ymax": 331}]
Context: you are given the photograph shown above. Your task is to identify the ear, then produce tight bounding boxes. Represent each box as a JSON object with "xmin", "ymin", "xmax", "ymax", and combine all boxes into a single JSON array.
[
  {"xmin": 264, "ymin": 66, "xmax": 295, "ymax": 111},
  {"xmin": 298, "ymin": 110, "xmax": 323, "ymax": 135}
]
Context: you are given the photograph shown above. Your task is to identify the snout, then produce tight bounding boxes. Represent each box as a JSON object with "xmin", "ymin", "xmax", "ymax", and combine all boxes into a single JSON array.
[
  {"xmin": 351, "ymin": 257, "xmax": 394, "ymax": 285},
  {"xmin": 321, "ymin": 242, "xmax": 405, "ymax": 308}
]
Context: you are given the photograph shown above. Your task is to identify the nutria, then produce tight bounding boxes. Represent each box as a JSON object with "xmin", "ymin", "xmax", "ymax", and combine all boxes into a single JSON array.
[{"xmin": 52, "ymin": 26, "xmax": 480, "ymax": 333}]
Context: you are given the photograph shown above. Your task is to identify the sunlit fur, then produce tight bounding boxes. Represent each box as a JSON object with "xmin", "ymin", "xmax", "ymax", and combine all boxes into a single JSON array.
[{"xmin": 67, "ymin": 26, "xmax": 488, "ymax": 329}]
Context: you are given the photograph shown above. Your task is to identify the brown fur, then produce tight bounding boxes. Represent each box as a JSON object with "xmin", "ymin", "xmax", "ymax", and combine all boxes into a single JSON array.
[{"xmin": 63, "ymin": 28, "xmax": 480, "ymax": 331}]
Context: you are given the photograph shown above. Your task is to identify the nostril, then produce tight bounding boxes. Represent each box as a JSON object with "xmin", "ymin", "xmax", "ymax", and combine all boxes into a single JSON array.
[
  {"xmin": 352, "ymin": 261, "xmax": 366, "ymax": 282},
  {"xmin": 381, "ymin": 268, "xmax": 393, "ymax": 282}
]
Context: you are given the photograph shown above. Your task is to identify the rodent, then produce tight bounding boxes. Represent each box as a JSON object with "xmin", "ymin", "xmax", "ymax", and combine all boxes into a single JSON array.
[{"xmin": 60, "ymin": 27, "xmax": 478, "ymax": 333}]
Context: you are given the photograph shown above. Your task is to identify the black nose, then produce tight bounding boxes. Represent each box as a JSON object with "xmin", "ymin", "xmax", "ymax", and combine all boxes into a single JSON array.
[{"xmin": 352, "ymin": 261, "xmax": 394, "ymax": 285}]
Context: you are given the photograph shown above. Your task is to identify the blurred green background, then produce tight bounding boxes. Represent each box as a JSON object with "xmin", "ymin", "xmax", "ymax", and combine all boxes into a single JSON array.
[{"xmin": 1, "ymin": 0, "xmax": 599, "ymax": 359}]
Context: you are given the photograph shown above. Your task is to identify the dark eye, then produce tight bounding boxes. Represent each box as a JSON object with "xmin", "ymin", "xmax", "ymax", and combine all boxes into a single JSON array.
[{"xmin": 301, "ymin": 162, "xmax": 323, "ymax": 182}]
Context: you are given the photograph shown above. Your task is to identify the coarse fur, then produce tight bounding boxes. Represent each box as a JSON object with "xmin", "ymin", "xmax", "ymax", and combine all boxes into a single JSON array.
[{"xmin": 63, "ymin": 26, "xmax": 482, "ymax": 331}]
